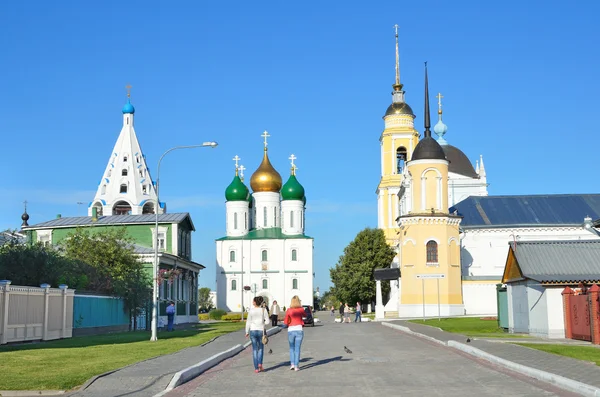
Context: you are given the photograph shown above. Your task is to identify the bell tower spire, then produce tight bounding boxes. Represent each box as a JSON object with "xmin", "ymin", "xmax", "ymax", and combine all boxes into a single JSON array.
[
  {"xmin": 424, "ymin": 62, "xmax": 431, "ymax": 137},
  {"xmin": 392, "ymin": 24, "xmax": 405, "ymax": 104}
]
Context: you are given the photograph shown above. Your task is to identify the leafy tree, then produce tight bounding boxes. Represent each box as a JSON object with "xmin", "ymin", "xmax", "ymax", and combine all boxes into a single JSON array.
[
  {"xmin": 198, "ymin": 287, "xmax": 214, "ymax": 311},
  {"xmin": 319, "ymin": 290, "xmax": 338, "ymax": 310},
  {"xmin": 329, "ymin": 228, "xmax": 396, "ymax": 305},
  {"xmin": 59, "ymin": 227, "xmax": 151, "ymax": 327}
]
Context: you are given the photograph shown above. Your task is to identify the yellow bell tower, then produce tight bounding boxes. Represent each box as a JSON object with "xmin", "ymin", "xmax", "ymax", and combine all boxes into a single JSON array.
[
  {"xmin": 378, "ymin": 25, "xmax": 420, "ymax": 246},
  {"xmin": 398, "ymin": 64, "xmax": 463, "ymax": 318}
]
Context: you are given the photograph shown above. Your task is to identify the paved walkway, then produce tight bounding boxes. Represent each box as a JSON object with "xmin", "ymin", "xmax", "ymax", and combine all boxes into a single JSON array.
[
  {"xmin": 395, "ymin": 320, "xmax": 600, "ymax": 389},
  {"xmin": 70, "ymin": 329, "xmax": 247, "ymax": 397},
  {"xmin": 165, "ymin": 315, "xmax": 580, "ymax": 396}
]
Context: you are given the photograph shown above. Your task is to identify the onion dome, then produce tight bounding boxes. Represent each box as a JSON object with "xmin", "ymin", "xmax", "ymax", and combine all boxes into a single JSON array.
[
  {"xmin": 122, "ymin": 99, "xmax": 135, "ymax": 114},
  {"xmin": 281, "ymin": 173, "xmax": 305, "ymax": 201},
  {"xmin": 441, "ymin": 144, "xmax": 478, "ymax": 178},
  {"xmin": 384, "ymin": 102, "xmax": 415, "ymax": 118},
  {"xmin": 250, "ymin": 150, "xmax": 282, "ymax": 193},
  {"xmin": 225, "ymin": 173, "xmax": 249, "ymax": 201},
  {"xmin": 433, "ymin": 119, "xmax": 447, "ymax": 137},
  {"xmin": 21, "ymin": 210, "xmax": 29, "ymax": 227}
]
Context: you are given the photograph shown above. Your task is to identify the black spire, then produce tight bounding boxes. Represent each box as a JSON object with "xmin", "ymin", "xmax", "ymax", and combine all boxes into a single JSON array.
[{"xmin": 424, "ymin": 61, "xmax": 431, "ymax": 138}]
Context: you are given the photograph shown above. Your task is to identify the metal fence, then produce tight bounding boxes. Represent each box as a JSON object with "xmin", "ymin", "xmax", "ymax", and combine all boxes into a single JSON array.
[{"xmin": 0, "ymin": 281, "xmax": 74, "ymax": 345}]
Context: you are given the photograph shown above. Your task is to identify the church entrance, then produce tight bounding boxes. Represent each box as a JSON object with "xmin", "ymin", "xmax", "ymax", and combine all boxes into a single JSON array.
[{"xmin": 257, "ymin": 292, "xmax": 273, "ymax": 309}]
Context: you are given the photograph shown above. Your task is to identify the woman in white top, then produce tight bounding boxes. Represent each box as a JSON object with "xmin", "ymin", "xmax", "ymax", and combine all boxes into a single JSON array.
[{"xmin": 245, "ymin": 296, "xmax": 269, "ymax": 373}]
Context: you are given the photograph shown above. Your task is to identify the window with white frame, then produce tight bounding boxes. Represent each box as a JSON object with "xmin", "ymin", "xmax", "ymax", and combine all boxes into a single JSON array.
[
  {"xmin": 38, "ymin": 233, "xmax": 51, "ymax": 247},
  {"xmin": 262, "ymin": 279, "xmax": 268, "ymax": 289},
  {"xmin": 426, "ymin": 240, "xmax": 438, "ymax": 265},
  {"xmin": 292, "ymin": 278, "xmax": 298, "ymax": 289},
  {"xmin": 230, "ymin": 250, "xmax": 236, "ymax": 262},
  {"xmin": 231, "ymin": 279, "xmax": 237, "ymax": 291},
  {"xmin": 153, "ymin": 226, "xmax": 168, "ymax": 251},
  {"xmin": 261, "ymin": 249, "xmax": 268, "ymax": 262},
  {"xmin": 291, "ymin": 249, "xmax": 297, "ymax": 261}
]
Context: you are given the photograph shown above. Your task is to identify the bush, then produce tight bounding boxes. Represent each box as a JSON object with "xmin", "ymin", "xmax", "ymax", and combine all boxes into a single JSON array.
[
  {"xmin": 222, "ymin": 313, "xmax": 242, "ymax": 321},
  {"xmin": 198, "ymin": 313, "xmax": 209, "ymax": 321},
  {"xmin": 208, "ymin": 309, "xmax": 227, "ymax": 320}
]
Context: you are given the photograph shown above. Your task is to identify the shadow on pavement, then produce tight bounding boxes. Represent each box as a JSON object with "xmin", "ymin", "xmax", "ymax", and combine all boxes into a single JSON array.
[{"xmin": 263, "ymin": 356, "xmax": 350, "ymax": 372}]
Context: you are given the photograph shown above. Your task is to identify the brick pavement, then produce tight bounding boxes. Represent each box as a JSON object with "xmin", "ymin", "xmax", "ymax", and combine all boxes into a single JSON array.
[
  {"xmin": 395, "ymin": 320, "xmax": 600, "ymax": 389},
  {"xmin": 70, "ymin": 329, "xmax": 247, "ymax": 397},
  {"xmin": 165, "ymin": 314, "xmax": 579, "ymax": 397}
]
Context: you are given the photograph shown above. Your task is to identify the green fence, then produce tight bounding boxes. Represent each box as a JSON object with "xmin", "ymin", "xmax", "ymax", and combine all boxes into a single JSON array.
[
  {"xmin": 496, "ymin": 284, "xmax": 508, "ymax": 329},
  {"xmin": 73, "ymin": 294, "xmax": 129, "ymax": 329}
]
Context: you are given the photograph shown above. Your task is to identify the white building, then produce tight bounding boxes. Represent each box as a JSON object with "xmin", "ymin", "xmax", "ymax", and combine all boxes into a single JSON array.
[
  {"xmin": 502, "ymin": 240, "xmax": 600, "ymax": 338},
  {"xmin": 216, "ymin": 134, "xmax": 314, "ymax": 312},
  {"xmin": 454, "ymin": 194, "xmax": 600, "ymax": 316}
]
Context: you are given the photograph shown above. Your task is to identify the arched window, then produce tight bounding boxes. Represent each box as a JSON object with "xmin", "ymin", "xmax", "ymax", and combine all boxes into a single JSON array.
[
  {"xmin": 396, "ymin": 147, "xmax": 407, "ymax": 173},
  {"xmin": 142, "ymin": 202, "xmax": 155, "ymax": 214},
  {"xmin": 262, "ymin": 279, "xmax": 268, "ymax": 289},
  {"xmin": 261, "ymin": 250, "xmax": 268, "ymax": 262},
  {"xmin": 292, "ymin": 278, "xmax": 298, "ymax": 289},
  {"xmin": 107, "ymin": 169, "xmax": 112, "ymax": 177},
  {"xmin": 123, "ymin": 155, "xmax": 128, "ymax": 162},
  {"xmin": 263, "ymin": 207, "xmax": 267, "ymax": 227},
  {"xmin": 426, "ymin": 241, "xmax": 438, "ymax": 264},
  {"xmin": 229, "ymin": 250, "xmax": 235, "ymax": 262},
  {"xmin": 122, "ymin": 169, "xmax": 128, "ymax": 176},
  {"xmin": 290, "ymin": 211, "xmax": 294, "ymax": 228},
  {"xmin": 231, "ymin": 279, "xmax": 237, "ymax": 291},
  {"xmin": 234, "ymin": 213, "xmax": 238, "ymax": 230},
  {"xmin": 291, "ymin": 249, "xmax": 297, "ymax": 261},
  {"xmin": 120, "ymin": 184, "xmax": 127, "ymax": 193},
  {"xmin": 101, "ymin": 184, "xmax": 106, "ymax": 195}
]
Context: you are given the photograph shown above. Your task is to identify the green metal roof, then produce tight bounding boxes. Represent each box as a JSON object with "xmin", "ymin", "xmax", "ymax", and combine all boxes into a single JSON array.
[{"xmin": 216, "ymin": 227, "xmax": 312, "ymax": 241}]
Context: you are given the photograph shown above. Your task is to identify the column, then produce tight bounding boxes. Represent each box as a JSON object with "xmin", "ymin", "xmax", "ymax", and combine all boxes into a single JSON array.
[
  {"xmin": 59, "ymin": 284, "xmax": 68, "ymax": 339},
  {"xmin": 589, "ymin": 284, "xmax": 600, "ymax": 345},
  {"xmin": 561, "ymin": 287, "xmax": 574, "ymax": 340},
  {"xmin": 375, "ymin": 280, "xmax": 384, "ymax": 320},
  {"xmin": 41, "ymin": 283, "xmax": 50, "ymax": 341},
  {"xmin": 0, "ymin": 280, "xmax": 11, "ymax": 345}
]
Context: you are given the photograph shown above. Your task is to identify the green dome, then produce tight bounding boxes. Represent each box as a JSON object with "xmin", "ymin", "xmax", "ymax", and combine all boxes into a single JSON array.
[
  {"xmin": 225, "ymin": 175, "xmax": 249, "ymax": 201},
  {"xmin": 281, "ymin": 174, "xmax": 305, "ymax": 201}
]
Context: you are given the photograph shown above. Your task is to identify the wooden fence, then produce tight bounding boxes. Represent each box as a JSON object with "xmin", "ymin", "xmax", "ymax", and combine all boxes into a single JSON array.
[{"xmin": 0, "ymin": 281, "xmax": 74, "ymax": 345}]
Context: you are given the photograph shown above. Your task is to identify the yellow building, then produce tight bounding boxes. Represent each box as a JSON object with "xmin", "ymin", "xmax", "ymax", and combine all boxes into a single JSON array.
[
  {"xmin": 396, "ymin": 65, "xmax": 464, "ymax": 317},
  {"xmin": 377, "ymin": 25, "xmax": 419, "ymax": 247}
]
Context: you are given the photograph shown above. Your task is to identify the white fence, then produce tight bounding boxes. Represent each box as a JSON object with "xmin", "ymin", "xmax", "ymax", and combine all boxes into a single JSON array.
[{"xmin": 0, "ymin": 281, "xmax": 74, "ymax": 345}]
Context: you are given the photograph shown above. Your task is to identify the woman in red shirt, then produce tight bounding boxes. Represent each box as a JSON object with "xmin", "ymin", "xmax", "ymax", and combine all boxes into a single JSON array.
[{"xmin": 284, "ymin": 295, "xmax": 306, "ymax": 371}]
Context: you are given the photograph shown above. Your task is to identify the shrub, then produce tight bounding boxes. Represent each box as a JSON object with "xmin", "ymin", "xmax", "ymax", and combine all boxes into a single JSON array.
[
  {"xmin": 208, "ymin": 309, "xmax": 227, "ymax": 320},
  {"xmin": 198, "ymin": 313, "xmax": 209, "ymax": 321},
  {"xmin": 222, "ymin": 313, "xmax": 242, "ymax": 321}
]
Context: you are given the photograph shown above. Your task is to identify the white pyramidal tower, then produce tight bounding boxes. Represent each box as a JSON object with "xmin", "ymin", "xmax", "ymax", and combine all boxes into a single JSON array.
[{"xmin": 89, "ymin": 87, "xmax": 161, "ymax": 217}]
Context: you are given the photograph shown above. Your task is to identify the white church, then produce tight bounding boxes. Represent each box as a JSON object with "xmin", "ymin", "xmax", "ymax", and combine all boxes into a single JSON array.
[{"xmin": 215, "ymin": 133, "xmax": 314, "ymax": 312}]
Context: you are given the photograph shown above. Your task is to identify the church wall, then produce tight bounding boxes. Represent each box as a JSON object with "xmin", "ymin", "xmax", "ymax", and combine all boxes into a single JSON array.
[
  {"xmin": 215, "ymin": 238, "xmax": 313, "ymax": 312},
  {"xmin": 461, "ymin": 281, "xmax": 498, "ymax": 315}
]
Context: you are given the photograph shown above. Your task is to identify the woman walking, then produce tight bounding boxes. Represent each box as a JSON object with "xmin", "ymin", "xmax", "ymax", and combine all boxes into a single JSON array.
[
  {"xmin": 284, "ymin": 295, "xmax": 306, "ymax": 371},
  {"xmin": 270, "ymin": 300, "xmax": 281, "ymax": 326},
  {"xmin": 245, "ymin": 296, "xmax": 269, "ymax": 373},
  {"xmin": 344, "ymin": 302, "xmax": 351, "ymax": 323}
]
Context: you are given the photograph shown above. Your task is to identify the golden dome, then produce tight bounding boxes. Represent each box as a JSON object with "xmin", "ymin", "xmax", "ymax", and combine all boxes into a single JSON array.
[{"xmin": 250, "ymin": 149, "xmax": 282, "ymax": 192}]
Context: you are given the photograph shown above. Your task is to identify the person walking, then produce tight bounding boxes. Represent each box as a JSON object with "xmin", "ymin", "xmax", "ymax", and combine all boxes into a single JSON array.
[
  {"xmin": 245, "ymin": 296, "xmax": 269, "ymax": 373},
  {"xmin": 270, "ymin": 300, "xmax": 281, "ymax": 326},
  {"xmin": 166, "ymin": 301, "xmax": 175, "ymax": 331},
  {"xmin": 344, "ymin": 303, "xmax": 351, "ymax": 323},
  {"xmin": 330, "ymin": 305, "xmax": 335, "ymax": 316},
  {"xmin": 338, "ymin": 301, "xmax": 344, "ymax": 323},
  {"xmin": 354, "ymin": 301, "xmax": 362, "ymax": 323},
  {"xmin": 284, "ymin": 295, "xmax": 306, "ymax": 371}
]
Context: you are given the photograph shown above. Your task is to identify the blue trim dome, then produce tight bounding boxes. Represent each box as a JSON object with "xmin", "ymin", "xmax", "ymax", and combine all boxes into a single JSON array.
[{"xmin": 122, "ymin": 99, "xmax": 135, "ymax": 114}]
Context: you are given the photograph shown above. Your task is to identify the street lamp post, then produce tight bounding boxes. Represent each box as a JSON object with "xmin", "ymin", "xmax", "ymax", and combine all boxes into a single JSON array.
[{"xmin": 151, "ymin": 142, "xmax": 218, "ymax": 342}]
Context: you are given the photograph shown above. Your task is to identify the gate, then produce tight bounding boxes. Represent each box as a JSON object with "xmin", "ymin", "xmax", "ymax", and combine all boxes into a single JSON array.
[{"xmin": 570, "ymin": 294, "xmax": 592, "ymax": 341}]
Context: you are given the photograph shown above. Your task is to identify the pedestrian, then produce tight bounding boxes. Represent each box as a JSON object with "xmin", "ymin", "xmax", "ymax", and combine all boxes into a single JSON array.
[
  {"xmin": 330, "ymin": 305, "xmax": 335, "ymax": 316},
  {"xmin": 166, "ymin": 301, "xmax": 175, "ymax": 331},
  {"xmin": 245, "ymin": 296, "xmax": 269, "ymax": 373},
  {"xmin": 354, "ymin": 302, "xmax": 362, "ymax": 323},
  {"xmin": 344, "ymin": 303, "xmax": 351, "ymax": 323},
  {"xmin": 284, "ymin": 295, "xmax": 306, "ymax": 371},
  {"xmin": 270, "ymin": 300, "xmax": 281, "ymax": 326},
  {"xmin": 339, "ymin": 301, "xmax": 344, "ymax": 323}
]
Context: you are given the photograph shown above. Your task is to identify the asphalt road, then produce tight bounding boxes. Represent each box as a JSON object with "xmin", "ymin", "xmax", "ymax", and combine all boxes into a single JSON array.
[{"xmin": 166, "ymin": 313, "xmax": 580, "ymax": 397}]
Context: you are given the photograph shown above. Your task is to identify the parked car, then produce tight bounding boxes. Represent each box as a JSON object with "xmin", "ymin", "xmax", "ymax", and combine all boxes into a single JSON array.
[{"xmin": 302, "ymin": 305, "xmax": 314, "ymax": 326}]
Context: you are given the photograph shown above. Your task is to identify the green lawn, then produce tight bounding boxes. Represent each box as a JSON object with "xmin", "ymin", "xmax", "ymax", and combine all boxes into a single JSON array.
[
  {"xmin": 516, "ymin": 344, "xmax": 600, "ymax": 366},
  {"xmin": 409, "ymin": 317, "xmax": 529, "ymax": 338},
  {"xmin": 0, "ymin": 322, "xmax": 244, "ymax": 391}
]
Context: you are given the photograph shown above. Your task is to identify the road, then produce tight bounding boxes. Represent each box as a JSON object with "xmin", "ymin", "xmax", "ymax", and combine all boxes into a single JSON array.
[{"xmin": 166, "ymin": 313, "xmax": 580, "ymax": 397}]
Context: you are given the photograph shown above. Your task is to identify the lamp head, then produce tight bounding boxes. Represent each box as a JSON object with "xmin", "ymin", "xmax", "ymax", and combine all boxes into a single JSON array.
[
  {"xmin": 583, "ymin": 216, "xmax": 593, "ymax": 230},
  {"xmin": 203, "ymin": 142, "xmax": 218, "ymax": 148}
]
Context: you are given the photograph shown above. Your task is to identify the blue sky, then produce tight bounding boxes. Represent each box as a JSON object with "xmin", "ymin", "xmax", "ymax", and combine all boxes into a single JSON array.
[{"xmin": 1, "ymin": 1, "xmax": 599, "ymax": 292}]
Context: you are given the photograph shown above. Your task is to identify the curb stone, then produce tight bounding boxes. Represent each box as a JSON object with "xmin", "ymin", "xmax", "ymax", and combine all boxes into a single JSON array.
[
  {"xmin": 153, "ymin": 327, "xmax": 281, "ymax": 397},
  {"xmin": 0, "ymin": 392, "xmax": 66, "ymax": 396},
  {"xmin": 382, "ymin": 322, "xmax": 600, "ymax": 397}
]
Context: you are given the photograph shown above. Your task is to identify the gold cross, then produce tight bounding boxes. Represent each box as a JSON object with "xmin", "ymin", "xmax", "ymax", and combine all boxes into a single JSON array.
[
  {"xmin": 436, "ymin": 92, "xmax": 443, "ymax": 107},
  {"xmin": 125, "ymin": 84, "xmax": 132, "ymax": 98},
  {"xmin": 261, "ymin": 130, "xmax": 270, "ymax": 148}
]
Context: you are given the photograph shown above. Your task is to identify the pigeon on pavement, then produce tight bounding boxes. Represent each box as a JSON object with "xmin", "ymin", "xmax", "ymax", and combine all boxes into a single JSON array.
[
  {"xmin": 466, "ymin": 338, "xmax": 471, "ymax": 343},
  {"xmin": 268, "ymin": 349, "xmax": 272, "ymax": 354},
  {"xmin": 344, "ymin": 346, "xmax": 352, "ymax": 354}
]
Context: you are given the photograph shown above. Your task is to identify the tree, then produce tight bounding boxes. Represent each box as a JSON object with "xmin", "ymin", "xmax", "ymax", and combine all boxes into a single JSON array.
[
  {"xmin": 59, "ymin": 227, "xmax": 151, "ymax": 328},
  {"xmin": 329, "ymin": 228, "xmax": 396, "ymax": 305},
  {"xmin": 198, "ymin": 287, "xmax": 214, "ymax": 312},
  {"xmin": 319, "ymin": 290, "xmax": 338, "ymax": 310}
]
